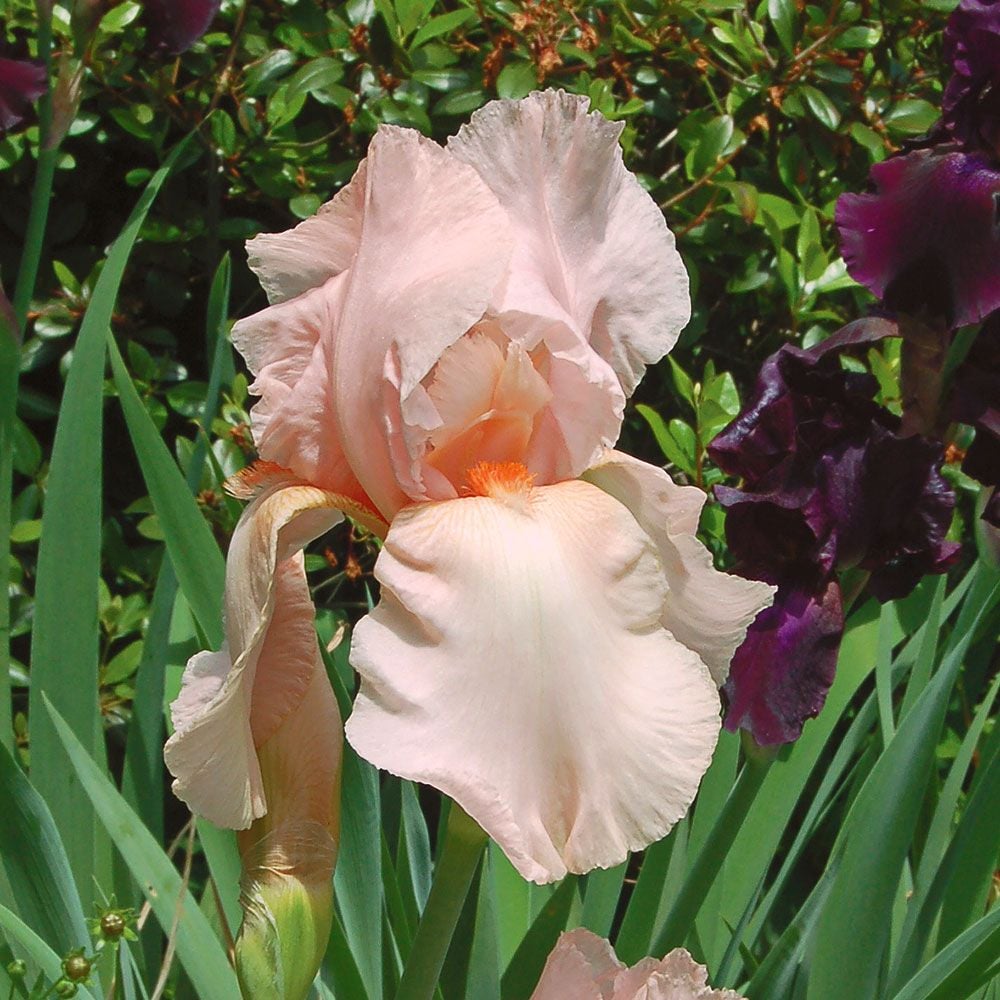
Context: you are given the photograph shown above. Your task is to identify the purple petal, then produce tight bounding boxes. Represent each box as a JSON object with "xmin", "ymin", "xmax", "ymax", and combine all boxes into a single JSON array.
[
  {"xmin": 709, "ymin": 335, "xmax": 889, "ymax": 492},
  {"xmin": 144, "ymin": 0, "xmax": 221, "ymax": 55},
  {"xmin": 850, "ymin": 428, "xmax": 961, "ymax": 600},
  {"xmin": 835, "ymin": 149, "xmax": 1000, "ymax": 328},
  {"xmin": 942, "ymin": 0, "xmax": 1000, "ymax": 152},
  {"xmin": 723, "ymin": 581, "xmax": 844, "ymax": 746},
  {"xmin": 0, "ymin": 56, "xmax": 47, "ymax": 135},
  {"xmin": 714, "ymin": 485, "xmax": 834, "ymax": 585}
]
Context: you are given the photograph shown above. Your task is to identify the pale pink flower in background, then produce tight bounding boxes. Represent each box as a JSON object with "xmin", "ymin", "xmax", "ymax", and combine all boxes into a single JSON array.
[
  {"xmin": 164, "ymin": 90, "xmax": 773, "ymax": 893},
  {"xmin": 531, "ymin": 929, "xmax": 747, "ymax": 1000}
]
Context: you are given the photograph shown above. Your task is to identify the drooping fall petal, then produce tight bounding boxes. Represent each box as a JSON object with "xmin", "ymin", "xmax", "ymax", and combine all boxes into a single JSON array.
[
  {"xmin": 448, "ymin": 89, "xmax": 690, "ymax": 395},
  {"xmin": 723, "ymin": 582, "xmax": 844, "ymax": 746},
  {"xmin": 835, "ymin": 149, "xmax": 1000, "ymax": 328},
  {"xmin": 346, "ymin": 474, "xmax": 721, "ymax": 883},
  {"xmin": 530, "ymin": 929, "xmax": 746, "ymax": 1000},
  {"xmin": 583, "ymin": 451, "xmax": 774, "ymax": 686}
]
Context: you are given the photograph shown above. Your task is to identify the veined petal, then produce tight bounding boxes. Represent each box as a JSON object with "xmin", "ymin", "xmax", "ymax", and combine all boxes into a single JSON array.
[
  {"xmin": 333, "ymin": 125, "xmax": 514, "ymax": 517},
  {"xmin": 583, "ymin": 452, "xmax": 775, "ymax": 686},
  {"xmin": 448, "ymin": 89, "xmax": 690, "ymax": 394},
  {"xmin": 531, "ymin": 930, "xmax": 746, "ymax": 1000},
  {"xmin": 165, "ymin": 478, "xmax": 383, "ymax": 828},
  {"xmin": 231, "ymin": 275, "xmax": 367, "ymax": 499},
  {"xmin": 530, "ymin": 929, "xmax": 624, "ymax": 1000},
  {"xmin": 246, "ymin": 161, "xmax": 367, "ymax": 304},
  {"xmin": 346, "ymin": 477, "xmax": 720, "ymax": 883}
]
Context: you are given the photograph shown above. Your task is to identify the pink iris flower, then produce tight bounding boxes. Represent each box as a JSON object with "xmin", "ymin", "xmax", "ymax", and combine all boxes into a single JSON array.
[
  {"xmin": 531, "ymin": 929, "xmax": 746, "ymax": 999},
  {"xmin": 164, "ymin": 91, "xmax": 773, "ymax": 889}
]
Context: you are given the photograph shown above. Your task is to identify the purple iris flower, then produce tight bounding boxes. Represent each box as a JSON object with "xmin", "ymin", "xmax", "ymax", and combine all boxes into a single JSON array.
[
  {"xmin": 835, "ymin": 150, "xmax": 1000, "ymax": 329},
  {"xmin": 942, "ymin": 0, "xmax": 1000, "ymax": 153},
  {"xmin": 0, "ymin": 56, "xmax": 47, "ymax": 135},
  {"xmin": 144, "ymin": 0, "xmax": 221, "ymax": 55},
  {"xmin": 708, "ymin": 321, "xmax": 959, "ymax": 745}
]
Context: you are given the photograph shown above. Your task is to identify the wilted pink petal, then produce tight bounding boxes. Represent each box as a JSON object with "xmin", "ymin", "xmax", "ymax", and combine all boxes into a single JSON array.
[
  {"xmin": 531, "ymin": 929, "xmax": 746, "ymax": 1000},
  {"xmin": 584, "ymin": 451, "xmax": 775, "ymax": 686},
  {"xmin": 448, "ymin": 90, "xmax": 690, "ymax": 394},
  {"xmin": 0, "ymin": 56, "xmax": 47, "ymax": 135},
  {"xmin": 165, "ymin": 476, "xmax": 383, "ymax": 828},
  {"xmin": 346, "ymin": 472, "xmax": 721, "ymax": 883}
]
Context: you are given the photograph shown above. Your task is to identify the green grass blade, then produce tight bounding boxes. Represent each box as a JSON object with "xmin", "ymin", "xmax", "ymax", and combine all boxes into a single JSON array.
[
  {"xmin": 107, "ymin": 335, "xmax": 224, "ymax": 648},
  {"xmin": 28, "ymin": 139, "xmax": 191, "ymax": 915},
  {"xmin": 890, "ymin": 906, "xmax": 1000, "ymax": 1000},
  {"xmin": 336, "ymin": 745, "xmax": 384, "ymax": 1000},
  {"xmin": 650, "ymin": 748, "xmax": 772, "ymax": 957},
  {"xmin": 324, "ymin": 907, "xmax": 371, "ymax": 1000},
  {"xmin": 806, "ymin": 576, "xmax": 1000, "ymax": 1000},
  {"xmin": 898, "ymin": 575, "xmax": 945, "ymax": 720},
  {"xmin": 0, "ymin": 741, "xmax": 89, "ymax": 956},
  {"xmin": 490, "ymin": 843, "xmax": 535, "ymax": 970},
  {"xmin": 43, "ymin": 696, "xmax": 240, "ymax": 1000},
  {"xmin": 579, "ymin": 863, "xmax": 627, "ymax": 939},
  {"xmin": 892, "ymin": 671, "xmax": 1000, "ymax": 988},
  {"xmin": 0, "ymin": 308, "xmax": 18, "ymax": 750},
  {"xmin": 120, "ymin": 564, "xmax": 176, "ymax": 839},
  {"xmin": 0, "ymin": 903, "xmax": 96, "ymax": 1000},
  {"xmin": 719, "ymin": 605, "xmax": 882, "ymax": 943},
  {"xmin": 195, "ymin": 820, "xmax": 242, "ymax": 940},
  {"xmin": 875, "ymin": 602, "xmax": 897, "ymax": 746},
  {"xmin": 500, "ymin": 876, "xmax": 578, "ymax": 1000},
  {"xmin": 615, "ymin": 821, "xmax": 684, "ymax": 962},
  {"xmin": 936, "ymin": 718, "xmax": 1000, "ymax": 953}
]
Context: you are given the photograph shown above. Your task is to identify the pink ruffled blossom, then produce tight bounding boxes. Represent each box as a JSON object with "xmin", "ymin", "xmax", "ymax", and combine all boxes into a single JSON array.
[{"xmin": 164, "ymin": 91, "xmax": 773, "ymax": 887}]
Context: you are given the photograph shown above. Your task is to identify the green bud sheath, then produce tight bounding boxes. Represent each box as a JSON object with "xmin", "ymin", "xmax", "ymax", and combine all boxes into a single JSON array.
[{"xmin": 235, "ymin": 820, "xmax": 336, "ymax": 1000}]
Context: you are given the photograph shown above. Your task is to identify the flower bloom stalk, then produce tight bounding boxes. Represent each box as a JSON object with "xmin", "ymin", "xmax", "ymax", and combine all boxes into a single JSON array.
[
  {"xmin": 835, "ymin": 0, "xmax": 1000, "ymax": 507},
  {"xmin": 530, "ymin": 929, "xmax": 746, "ymax": 999},
  {"xmin": 165, "ymin": 92, "xmax": 773, "ymax": 994}
]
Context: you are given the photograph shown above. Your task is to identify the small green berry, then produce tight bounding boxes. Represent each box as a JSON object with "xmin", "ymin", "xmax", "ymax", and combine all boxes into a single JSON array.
[
  {"xmin": 100, "ymin": 911, "xmax": 127, "ymax": 940},
  {"xmin": 5, "ymin": 958, "xmax": 27, "ymax": 979},
  {"xmin": 54, "ymin": 980, "xmax": 79, "ymax": 998}
]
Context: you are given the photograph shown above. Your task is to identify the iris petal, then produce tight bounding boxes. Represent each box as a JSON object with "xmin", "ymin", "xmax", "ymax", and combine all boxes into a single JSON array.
[
  {"xmin": 346, "ymin": 479, "xmax": 721, "ymax": 883},
  {"xmin": 835, "ymin": 149, "xmax": 1000, "ymax": 328}
]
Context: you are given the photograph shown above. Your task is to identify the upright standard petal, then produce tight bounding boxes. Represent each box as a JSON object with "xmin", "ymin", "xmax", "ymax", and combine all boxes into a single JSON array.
[
  {"xmin": 346, "ymin": 472, "xmax": 721, "ymax": 883},
  {"xmin": 583, "ymin": 451, "xmax": 774, "ymax": 686},
  {"xmin": 531, "ymin": 929, "xmax": 746, "ymax": 1000},
  {"xmin": 231, "ymin": 275, "xmax": 368, "ymax": 499},
  {"xmin": 143, "ymin": 0, "xmax": 221, "ymax": 54},
  {"xmin": 164, "ymin": 472, "xmax": 383, "ymax": 828},
  {"xmin": 448, "ymin": 89, "xmax": 690, "ymax": 394},
  {"xmin": 835, "ymin": 149, "xmax": 1000, "ymax": 328},
  {"xmin": 332, "ymin": 125, "xmax": 514, "ymax": 517}
]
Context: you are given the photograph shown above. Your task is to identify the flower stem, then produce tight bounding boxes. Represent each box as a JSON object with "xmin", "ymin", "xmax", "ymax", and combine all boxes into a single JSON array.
[
  {"xmin": 650, "ymin": 740, "xmax": 774, "ymax": 956},
  {"xmin": 13, "ymin": 3, "xmax": 58, "ymax": 329},
  {"xmin": 394, "ymin": 804, "xmax": 488, "ymax": 1000},
  {"xmin": 3, "ymin": 1, "xmax": 58, "ymax": 748}
]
